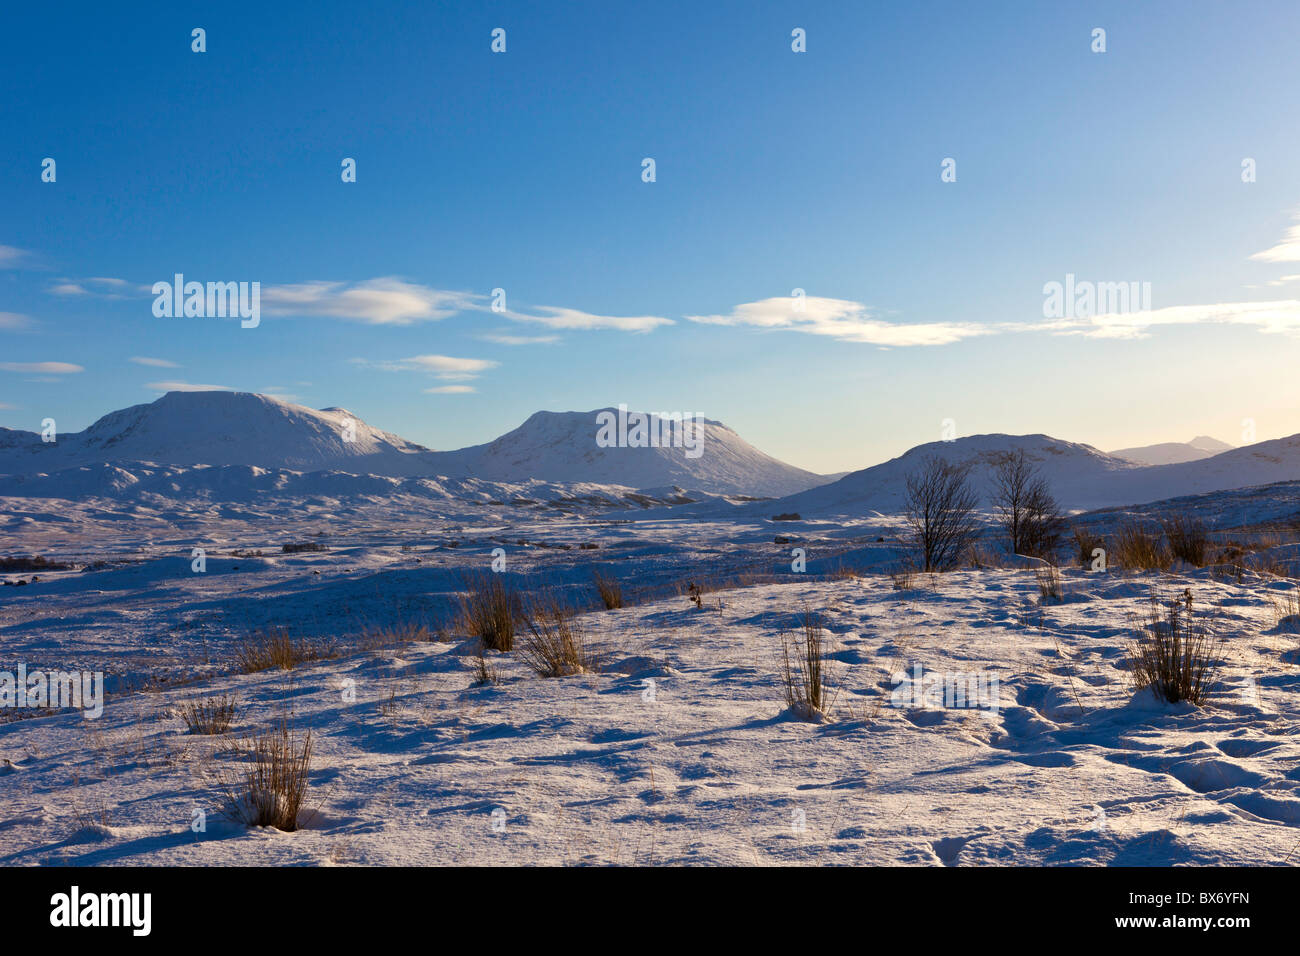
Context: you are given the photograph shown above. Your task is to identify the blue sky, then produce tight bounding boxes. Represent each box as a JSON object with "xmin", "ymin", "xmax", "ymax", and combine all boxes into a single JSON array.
[{"xmin": 3, "ymin": 0, "xmax": 1299, "ymax": 473}]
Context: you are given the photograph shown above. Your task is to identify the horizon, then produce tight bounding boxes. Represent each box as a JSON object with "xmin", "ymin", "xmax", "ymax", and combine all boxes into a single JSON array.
[{"xmin": 4, "ymin": 1, "xmax": 1299, "ymax": 472}]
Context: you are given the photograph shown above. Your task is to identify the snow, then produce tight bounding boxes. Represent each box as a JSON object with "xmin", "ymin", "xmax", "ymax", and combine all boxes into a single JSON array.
[
  {"xmin": 3, "ymin": 487, "xmax": 1300, "ymax": 866},
  {"xmin": 4, "ymin": 394, "xmax": 1300, "ymax": 865}
]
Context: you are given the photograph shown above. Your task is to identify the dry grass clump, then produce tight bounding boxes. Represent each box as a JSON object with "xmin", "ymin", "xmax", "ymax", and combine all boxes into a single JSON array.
[
  {"xmin": 1127, "ymin": 589, "xmax": 1222, "ymax": 705},
  {"xmin": 458, "ymin": 573, "xmax": 522, "ymax": 651},
  {"xmin": 1071, "ymin": 525, "xmax": 1106, "ymax": 569},
  {"xmin": 780, "ymin": 608, "xmax": 837, "ymax": 720},
  {"xmin": 1161, "ymin": 515, "xmax": 1209, "ymax": 567},
  {"xmin": 520, "ymin": 599, "xmax": 597, "ymax": 677},
  {"xmin": 592, "ymin": 568, "xmax": 624, "ymax": 609},
  {"xmin": 233, "ymin": 629, "xmax": 337, "ymax": 673},
  {"xmin": 0, "ymin": 554, "xmax": 73, "ymax": 571},
  {"xmin": 1034, "ymin": 564, "xmax": 1063, "ymax": 603},
  {"xmin": 1112, "ymin": 519, "xmax": 1170, "ymax": 571},
  {"xmin": 179, "ymin": 694, "xmax": 237, "ymax": 735},
  {"xmin": 217, "ymin": 719, "xmax": 314, "ymax": 831},
  {"xmin": 361, "ymin": 621, "xmax": 437, "ymax": 649},
  {"xmin": 1269, "ymin": 587, "xmax": 1300, "ymax": 631}
]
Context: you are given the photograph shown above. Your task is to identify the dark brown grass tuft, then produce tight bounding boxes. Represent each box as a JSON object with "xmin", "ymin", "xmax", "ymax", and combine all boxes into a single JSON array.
[
  {"xmin": 592, "ymin": 568, "xmax": 624, "ymax": 610},
  {"xmin": 780, "ymin": 607, "xmax": 836, "ymax": 719},
  {"xmin": 218, "ymin": 719, "xmax": 314, "ymax": 831},
  {"xmin": 520, "ymin": 598, "xmax": 597, "ymax": 677},
  {"xmin": 232, "ymin": 629, "xmax": 336, "ymax": 673},
  {"xmin": 179, "ymin": 694, "xmax": 237, "ymax": 735},
  {"xmin": 458, "ymin": 573, "xmax": 522, "ymax": 652},
  {"xmin": 1128, "ymin": 589, "xmax": 1222, "ymax": 705}
]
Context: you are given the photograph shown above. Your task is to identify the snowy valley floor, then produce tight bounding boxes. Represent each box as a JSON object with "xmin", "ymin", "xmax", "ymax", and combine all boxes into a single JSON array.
[{"xmin": 4, "ymin": 562, "xmax": 1300, "ymax": 866}]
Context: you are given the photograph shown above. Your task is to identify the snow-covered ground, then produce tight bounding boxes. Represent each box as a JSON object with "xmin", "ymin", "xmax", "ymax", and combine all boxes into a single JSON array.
[{"xmin": 3, "ymin": 492, "xmax": 1300, "ymax": 866}]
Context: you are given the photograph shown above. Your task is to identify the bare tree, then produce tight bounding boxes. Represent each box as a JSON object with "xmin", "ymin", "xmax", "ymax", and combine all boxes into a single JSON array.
[
  {"xmin": 903, "ymin": 456, "xmax": 979, "ymax": 571},
  {"xmin": 990, "ymin": 449, "xmax": 1064, "ymax": 559}
]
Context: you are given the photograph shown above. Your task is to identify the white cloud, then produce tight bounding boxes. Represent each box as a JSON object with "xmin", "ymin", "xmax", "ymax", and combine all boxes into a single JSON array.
[
  {"xmin": 145, "ymin": 381, "xmax": 231, "ymax": 392},
  {"xmin": 477, "ymin": 332, "xmax": 561, "ymax": 346},
  {"xmin": 1251, "ymin": 213, "xmax": 1300, "ymax": 263},
  {"xmin": 0, "ymin": 246, "xmax": 29, "ymax": 268},
  {"xmin": 351, "ymin": 354, "xmax": 499, "ymax": 381},
  {"xmin": 0, "ymin": 312, "xmax": 33, "ymax": 330},
  {"xmin": 687, "ymin": 296, "xmax": 988, "ymax": 346},
  {"xmin": 130, "ymin": 356, "xmax": 181, "ymax": 368},
  {"xmin": 263, "ymin": 278, "xmax": 477, "ymax": 325},
  {"xmin": 49, "ymin": 277, "xmax": 141, "ymax": 299},
  {"xmin": 0, "ymin": 361, "xmax": 83, "ymax": 374},
  {"xmin": 501, "ymin": 305, "xmax": 672, "ymax": 333},
  {"xmin": 1064, "ymin": 299, "xmax": 1300, "ymax": 339},
  {"xmin": 424, "ymin": 385, "xmax": 476, "ymax": 394}
]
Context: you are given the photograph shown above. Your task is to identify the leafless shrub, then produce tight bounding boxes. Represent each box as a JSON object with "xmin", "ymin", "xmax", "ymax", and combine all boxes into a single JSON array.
[
  {"xmin": 218, "ymin": 719, "xmax": 314, "ymax": 831},
  {"xmin": 1127, "ymin": 589, "xmax": 1222, "ymax": 705},
  {"xmin": 780, "ymin": 608, "xmax": 836, "ymax": 719},
  {"xmin": 990, "ymin": 449, "xmax": 1065, "ymax": 559},
  {"xmin": 903, "ymin": 456, "xmax": 979, "ymax": 572},
  {"xmin": 1113, "ymin": 519, "xmax": 1170, "ymax": 571},
  {"xmin": 592, "ymin": 568, "xmax": 624, "ymax": 610},
  {"xmin": 233, "ymin": 629, "xmax": 336, "ymax": 673},
  {"xmin": 520, "ymin": 599, "xmax": 597, "ymax": 677},
  {"xmin": 179, "ymin": 695, "xmax": 237, "ymax": 735},
  {"xmin": 458, "ymin": 572, "xmax": 522, "ymax": 652}
]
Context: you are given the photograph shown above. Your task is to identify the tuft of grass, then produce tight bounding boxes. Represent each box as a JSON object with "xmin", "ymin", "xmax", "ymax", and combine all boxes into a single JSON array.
[
  {"xmin": 1034, "ymin": 564, "xmax": 1063, "ymax": 603},
  {"xmin": 592, "ymin": 568, "xmax": 624, "ymax": 610},
  {"xmin": 1127, "ymin": 589, "xmax": 1222, "ymax": 705},
  {"xmin": 458, "ymin": 573, "xmax": 521, "ymax": 652},
  {"xmin": 1269, "ymin": 587, "xmax": 1300, "ymax": 631},
  {"xmin": 1161, "ymin": 515, "xmax": 1209, "ymax": 567},
  {"xmin": 179, "ymin": 695, "xmax": 237, "ymax": 735},
  {"xmin": 890, "ymin": 563, "xmax": 916, "ymax": 591},
  {"xmin": 520, "ymin": 599, "xmax": 597, "ymax": 677},
  {"xmin": 1112, "ymin": 519, "xmax": 1170, "ymax": 571},
  {"xmin": 469, "ymin": 650, "xmax": 501, "ymax": 687},
  {"xmin": 1071, "ymin": 525, "xmax": 1106, "ymax": 569},
  {"xmin": 232, "ymin": 629, "xmax": 336, "ymax": 673},
  {"xmin": 218, "ymin": 719, "xmax": 314, "ymax": 831},
  {"xmin": 780, "ymin": 607, "xmax": 836, "ymax": 720}
]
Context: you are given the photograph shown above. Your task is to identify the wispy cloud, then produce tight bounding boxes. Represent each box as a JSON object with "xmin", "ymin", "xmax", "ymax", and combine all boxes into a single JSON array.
[
  {"xmin": 424, "ymin": 385, "xmax": 476, "ymax": 394},
  {"xmin": 0, "ymin": 246, "xmax": 29, "ymax": 268},
  {"xmin": 351, "ymin": 354, "xmax": 499, "ymax": 380},
  {"xmin": 1251, "ymin": 212, "xmax": 1300, "ymax": 264},
  {"xmin": 0, "ymin": 312, "xmax": 34, "ymax": 331},
  {"xmin": 687, "ymin": 296, "xmax": 989, "ymax": 346},
  {"xmin": 129, "ymin": 356, "xmax": 180, "ymax": 368},
  {"xmin": 476, "ymin": 331, "xmax": 561, "ymax": 346},
  {"xmin": 263, "ymin": 278, "xmax": 477, "ymax": 325},
  {"xmin": 499, "ymin": 305, "xmax": 672, "ymax": 333},
  {"xmin": 0, "ymin": 361, "xmax": 84, "ymax": 374},
  {"xmin": 145, "ymin": 380, "xmax": 231, "ymax": 392},
  {"xmin": 49, "ymin": 277, "xmax": 144, "ymax": 299},
  {"xmin": 1061, "ymin": 300, "xmax": 1300, "ymax": 340}
]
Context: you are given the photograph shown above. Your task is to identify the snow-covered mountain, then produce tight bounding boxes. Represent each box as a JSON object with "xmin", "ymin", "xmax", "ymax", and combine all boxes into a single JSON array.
[
  {"xmin": 0, "ymin": 391, "xmax": 440, "ymax": 477},
  {"xmin": 423, "ymin": 409, "xmax": 826, "ymax": 497},
  {"xmin": 0, "ymin": 392, "xmax": 828, "ymax": 498},
  {"xmin": 1109, "ymin": 435, "xmax": 1234, "ymax": 466},
  {"xmin": 763, "ymin": 434, "xmax": 1140, "ymax": 516},
  {"xmin": 758, "ymin": 431, "xmax": 1300, "ymax": 516}
]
